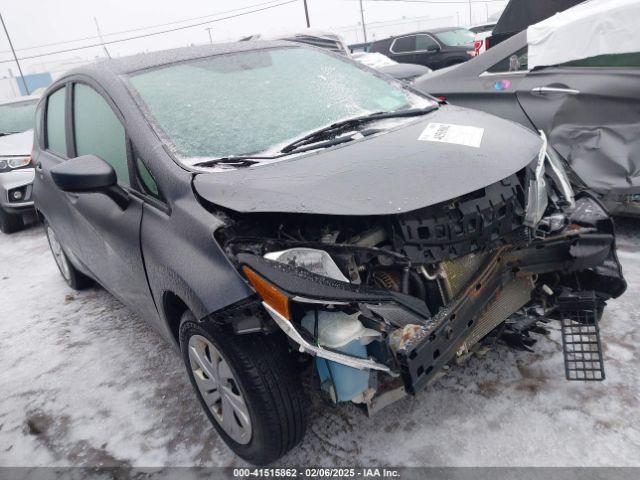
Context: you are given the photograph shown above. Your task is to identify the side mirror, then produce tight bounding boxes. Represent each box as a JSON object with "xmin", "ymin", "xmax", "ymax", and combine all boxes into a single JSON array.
[
  {"xmin": 51, "ymin": 155, "xmax": 116, "ymax": 192},
  {"xmin": 51, "ymin": 155, "xmax": 129, "ymax": 209},
  {"xmin": 427, "ymin": 44, "xmax": 440, "ymax": 53}
]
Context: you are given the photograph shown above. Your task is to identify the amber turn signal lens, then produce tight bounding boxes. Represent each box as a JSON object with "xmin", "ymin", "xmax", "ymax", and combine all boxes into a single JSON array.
[{"xmin": 242, "ymin": 266, "xmax": 291, "ymax": 321}]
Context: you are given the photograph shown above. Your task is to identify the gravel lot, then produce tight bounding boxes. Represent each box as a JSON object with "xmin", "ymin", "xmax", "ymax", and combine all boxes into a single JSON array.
[{"xmin": 1, "ymin": 219, "xmax": 639, "ymax": 468}]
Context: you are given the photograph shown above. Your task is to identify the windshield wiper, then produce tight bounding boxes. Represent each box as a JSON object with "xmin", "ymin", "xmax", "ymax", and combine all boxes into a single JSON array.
[
  {"xmin": 280, "ymin": 105, "xmax": 438, "ymax": 154},
  {"xmin": 192, "ymin": 133, "xmax": 369, "ymax": 168},
  {"xmin": 192, "ymin": 105, "xmax": 438, "ymax": 168},
  {"xmin": 193, "ymin": 156, "xmax": 264, "ymax": 168}
]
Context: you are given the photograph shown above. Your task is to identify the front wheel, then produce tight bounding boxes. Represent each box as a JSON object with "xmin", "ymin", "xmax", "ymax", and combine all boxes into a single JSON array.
[{"xmin": 180, "ymin": 312, "xmax": 306, "ymax": 465}]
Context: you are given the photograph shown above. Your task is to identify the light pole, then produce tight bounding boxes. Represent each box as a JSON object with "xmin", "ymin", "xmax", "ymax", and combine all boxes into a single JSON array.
[
  {"xmin": 205, "ymin": 27, "xmax": 214, "ymax": 45},
  {"xmin": 468, "ymin": 0, "xmax": 472, "ymax": 26},
  {"xmin": 94, "ymin": 17, "xmax": 111, "ymax": 58},
  {"xmin": 359, "ymin": 0, "xmax": 368, "ymax": 43},
  {"xmin": 303, "ymin": 0, "xmax": 310, "ymax": 28},
  {"xmin": 0, "ymin": 12, "xmax": 29, "ymax": 95}
]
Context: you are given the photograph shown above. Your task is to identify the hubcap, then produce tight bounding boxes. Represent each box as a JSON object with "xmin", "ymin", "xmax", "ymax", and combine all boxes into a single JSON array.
[
  {"xmin": 46, "ymin": 227, "xmax": 71, "ymax": 282},
  {"xmin": 188, "ymin": 335, "xmax": 252, "ymax": 444}
]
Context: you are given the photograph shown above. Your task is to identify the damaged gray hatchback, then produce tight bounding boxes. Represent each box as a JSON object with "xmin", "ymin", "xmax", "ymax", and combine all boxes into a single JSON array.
[{"xmin": 33, "ymin": 41, "xmax": 626, "ymax": 465}]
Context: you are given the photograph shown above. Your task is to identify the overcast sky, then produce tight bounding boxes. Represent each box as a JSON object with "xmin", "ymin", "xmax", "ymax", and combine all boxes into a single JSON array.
[{"xmin": 1, "ymin": 0, "xmax": 506, "ymax": 75}]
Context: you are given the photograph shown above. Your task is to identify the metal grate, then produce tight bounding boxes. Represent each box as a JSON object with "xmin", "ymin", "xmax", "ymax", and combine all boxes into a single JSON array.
[{"xmin": 560, "ymin": 300, "xmax": 605, "ymax": 381}]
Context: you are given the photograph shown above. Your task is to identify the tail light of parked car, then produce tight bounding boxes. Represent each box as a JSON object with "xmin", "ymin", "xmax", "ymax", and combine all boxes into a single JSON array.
[{"xmin": 474, "ymin": 40, "xmax": 483, "ymax": 55}]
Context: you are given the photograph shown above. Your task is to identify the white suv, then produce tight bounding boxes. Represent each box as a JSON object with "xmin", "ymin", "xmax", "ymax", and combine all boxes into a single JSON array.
[
  {"xmin": 0, "ymin": 96, "xmax": 38, "ymax": 233},
  {"xmin": 469, "ymin": 23, "xmax": 496, "ymax": 56}
]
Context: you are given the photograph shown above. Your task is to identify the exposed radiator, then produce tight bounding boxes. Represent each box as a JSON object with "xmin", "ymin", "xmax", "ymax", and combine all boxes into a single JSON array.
[
  {"xmin": 463, "ymin": 276, "xmax": 534, "ymax": 350},
  {"xmin": 440, "ymin": 251, "xmax": 490, "ymax": 299}
]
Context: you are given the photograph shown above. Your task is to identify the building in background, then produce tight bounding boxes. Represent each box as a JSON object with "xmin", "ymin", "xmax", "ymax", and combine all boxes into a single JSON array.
[{"xmin": 0, "ymin": 71, "xmax": 52, "ymax": 101}]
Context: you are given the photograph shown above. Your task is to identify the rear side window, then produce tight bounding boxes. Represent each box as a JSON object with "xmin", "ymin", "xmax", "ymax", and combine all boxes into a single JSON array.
[
  {"xmin": 391, "ymin": 36, "xmax": 417, "ymax": 53},
  {"xmin": 46, "ymin": 87, "xmax": 67, "ymax": 156},
  {"xmin": 487, "ymin": 46, "xmax": 529, "ymax": 73},
  {"xmin": 73, "ymin": 84, "xmax": 130, "ymax": 186},
  {"xmin": 561, "ymin": 52, "xmax": 640, "ymax": 68},
  {"xmin": 415, "ymin": 35, "xmax": 439, "ymax": 51}
]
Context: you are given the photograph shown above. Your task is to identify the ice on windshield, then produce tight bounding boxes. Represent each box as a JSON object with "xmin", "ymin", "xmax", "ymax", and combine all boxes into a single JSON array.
[
  {"xmin": 129, "ymin": 47, "xmax": 428, "ymax": 160},
  {"xmin": 0, "ymin": 100, "xmax": 38, "ymax": 135},
  {"xmin": 434, "ymin": 29, "xmax": 474, "ymax": 47}
]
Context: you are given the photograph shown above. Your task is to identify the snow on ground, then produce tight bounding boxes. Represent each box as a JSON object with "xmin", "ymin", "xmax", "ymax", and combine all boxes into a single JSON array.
[{"xmin": 1, "ymin": 219, "xmax": 639, "ymax": 467}]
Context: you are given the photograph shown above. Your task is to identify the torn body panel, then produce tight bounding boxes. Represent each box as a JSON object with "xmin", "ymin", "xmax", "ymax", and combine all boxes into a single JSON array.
[{"xmin": 211, "ymin": 149, "xmax": 625, "ymax": 408}]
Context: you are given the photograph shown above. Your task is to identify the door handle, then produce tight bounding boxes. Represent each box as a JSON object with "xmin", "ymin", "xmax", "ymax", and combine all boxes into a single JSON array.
[{"xmin": 531, "ymin": 86, "xmax": 580, "ymax": 95}]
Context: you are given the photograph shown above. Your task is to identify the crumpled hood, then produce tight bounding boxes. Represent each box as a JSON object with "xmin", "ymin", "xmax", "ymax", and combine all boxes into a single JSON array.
[
  {"xmin": 0, "ymin": 130, "xmax": 33, "ymax": 157},
  {"xmin": 193, "ymin": 106, "xmax": 541, "ymax": 215}
]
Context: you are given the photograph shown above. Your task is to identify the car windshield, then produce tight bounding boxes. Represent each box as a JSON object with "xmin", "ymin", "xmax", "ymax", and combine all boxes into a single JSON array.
[
  {"xmin": 0, "ymin": 99, "xmax": 38, "ymax": 135},
  {"xmin": 434, "ymin": 29, "xmax": 475, "ymax": 47},
  {"xmin": 129, "ymin": 46, "xmax": 433, "ymax": 160}
]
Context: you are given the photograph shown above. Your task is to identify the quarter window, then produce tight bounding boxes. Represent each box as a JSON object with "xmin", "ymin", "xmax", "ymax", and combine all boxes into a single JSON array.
[
  {"xmin": 487, "ymin": 47, "xmax": 529, "ymax": 73},
  {"xmin": 73, "ymin": 83, "xmax": 129, "ymax": 186},
  {"xmin": 136, "ymin": 157, "xmax": 160, "ymax": 199},
  {"xmin": 46, "ymin": 87, "xmax": 67, "ymax": 156}
]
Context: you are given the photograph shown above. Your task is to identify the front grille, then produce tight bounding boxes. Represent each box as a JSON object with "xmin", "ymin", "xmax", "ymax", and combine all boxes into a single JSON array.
[{"xmin": 398, "ymin": 173, "xmax": 527, "ymax": 264}]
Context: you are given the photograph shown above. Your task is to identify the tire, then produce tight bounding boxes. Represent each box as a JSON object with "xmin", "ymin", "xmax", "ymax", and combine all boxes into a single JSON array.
[
  {"xmin": 44, "ymin": 220, "xmax": 92, "ymax": 290},
  {"xmin": 180, "ymin": 311, "xmax": 306, "ymax": 465},
  {"xmin": 0, "ymin": 206, "xmax": 24, "ymax": 234}
]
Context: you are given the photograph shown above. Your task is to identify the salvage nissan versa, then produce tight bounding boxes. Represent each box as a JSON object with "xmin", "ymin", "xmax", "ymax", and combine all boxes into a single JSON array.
[{"xmin": 33, "ymin": 42, "xmax": 626, "ymax": 464}]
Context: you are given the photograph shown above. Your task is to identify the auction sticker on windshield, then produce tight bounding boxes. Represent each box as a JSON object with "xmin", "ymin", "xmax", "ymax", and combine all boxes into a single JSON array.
[{"xmin": 418, "ymin": 123, "xmax": 484, "ymax": 148}]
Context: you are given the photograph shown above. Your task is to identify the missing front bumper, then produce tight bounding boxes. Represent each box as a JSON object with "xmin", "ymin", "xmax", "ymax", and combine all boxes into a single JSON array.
[{"xmin": 238, "ymin": 195, "xmax": 624, "ymax": 396}]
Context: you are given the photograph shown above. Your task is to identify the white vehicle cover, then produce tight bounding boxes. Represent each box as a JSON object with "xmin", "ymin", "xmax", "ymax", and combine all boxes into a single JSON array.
[
  {"xmin": 0, "ymin": 130, "xmax": 33, "ymax": 157},
  {"xmin": 527, "ymin": 0, "xmax": 640, "ymax": 69},
  {"xmin": 351, "ymin": 52, "xmax": 397, "ymax": 69}
]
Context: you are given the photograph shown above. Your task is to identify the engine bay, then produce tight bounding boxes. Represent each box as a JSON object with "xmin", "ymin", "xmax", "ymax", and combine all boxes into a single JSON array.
[{"xmin": 210, "ymin": 154, "xmax": 626, "ymax": 411}]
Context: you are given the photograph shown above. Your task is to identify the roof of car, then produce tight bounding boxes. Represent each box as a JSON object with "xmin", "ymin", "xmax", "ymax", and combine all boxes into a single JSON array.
[
  {"xmin": 428, "ymin": 26, "xmax": 470, "ymax": 33},
  {"xmin": 76, "ymin": 40, "xmax": 302, "ymax": 76},
  {"xmin": 373, "ymin": 26, "xmax": 469, "ymax": 42}
]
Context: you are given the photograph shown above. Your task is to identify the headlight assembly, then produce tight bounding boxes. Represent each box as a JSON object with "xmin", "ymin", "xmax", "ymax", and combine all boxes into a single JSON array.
[
  {"xmin": 8, "ymin": 156, "xmax": 31, "ymax": 168},
  {"xmin": 0, "ymin": 156, "xmax": 31, "ymax": 170},
  {"xmin": 264, "ymin": 247, "xmax": 349, "ymax": 282}
]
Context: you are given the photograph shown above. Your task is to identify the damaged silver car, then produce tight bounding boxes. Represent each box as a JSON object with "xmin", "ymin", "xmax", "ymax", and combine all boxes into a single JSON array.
[{"xmin": 34, "ymin": 41, "xmax": 626, "ymax": 465}]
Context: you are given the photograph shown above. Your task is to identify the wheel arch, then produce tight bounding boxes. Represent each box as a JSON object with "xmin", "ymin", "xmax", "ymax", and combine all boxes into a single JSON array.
[{"xmin": 162, "ymin": 290, "xmax": 191, "ymax": 346}]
